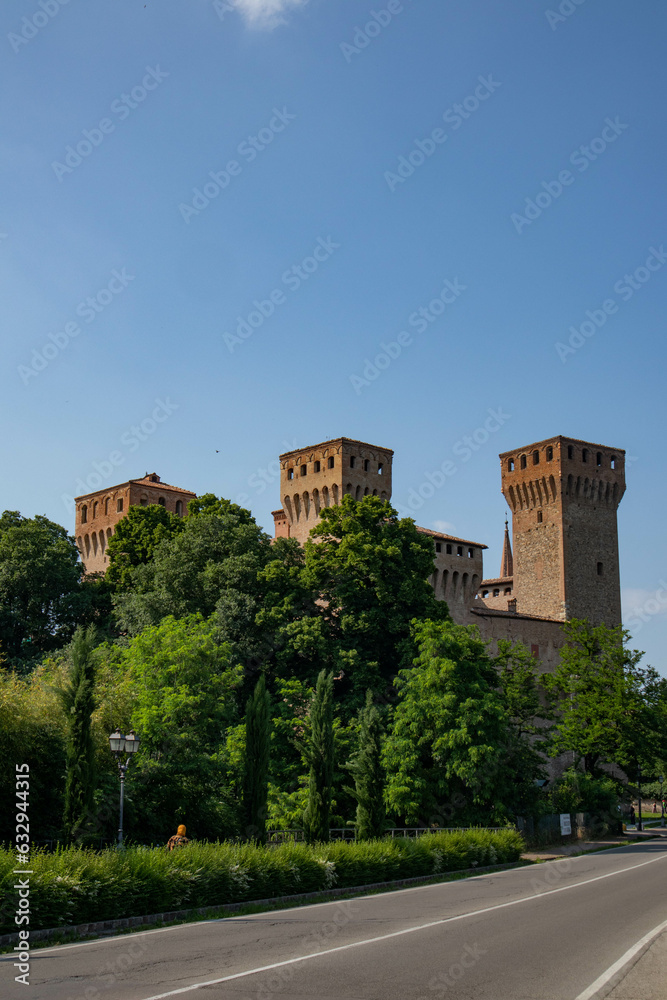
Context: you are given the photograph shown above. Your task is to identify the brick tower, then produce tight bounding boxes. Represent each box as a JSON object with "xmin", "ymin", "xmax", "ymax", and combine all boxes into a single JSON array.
[
  {"xmin": 273, "ymin": 437, "xmax": 393, "ymax": 545},
  {"xmin": 499, "ymin": 436, "xmax": 625, "ymax": 625}
]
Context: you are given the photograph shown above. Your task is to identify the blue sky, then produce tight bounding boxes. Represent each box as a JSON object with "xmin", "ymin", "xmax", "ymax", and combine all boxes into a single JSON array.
[{"xmin": 2, "ymin": 0, "xmax": 666, "ymax": 672}]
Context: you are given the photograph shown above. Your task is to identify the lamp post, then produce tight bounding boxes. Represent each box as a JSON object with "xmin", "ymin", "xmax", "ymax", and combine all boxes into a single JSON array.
[
  {"xmin": 660, "ymin": 775, "xmax": 665, "ymax": 829},
  {"xmin": 637, "ymin": 764, "xmax": 643, "ymax": 832},
  {"xmin": 108, "ymin": 730, "xmax": 140, "ymax": 848}
]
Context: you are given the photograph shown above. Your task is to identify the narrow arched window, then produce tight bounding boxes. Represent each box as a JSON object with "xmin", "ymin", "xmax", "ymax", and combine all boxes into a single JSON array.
[
  {"xmin": 158, "ymin": 497, "xmax": 166, "ymax": 506},
  {"xmin": 92, "ymin": 501, "xmax": 98, "ymax": 519},
  {"xmin": 596, "ymin": 452, "xmax": 603, "ymax": 467},
  {"xmin": 175, "ymin": 500, "xmax": 183, "ymax": 516},
  {"xmin": 520, "ymin": 455, "xmax": 527, "ymax": 470},
  {"xmin": 610, "ymin": 455, "xmax": 617, "ymax": 469},
  {"xmin": 507, "ymin": 458, "xmax": 514, "ymax": 472},
  {"xmin": 546, "ymin": 446, "xmax": 553, "ymax": 461},
  {"xmin": 533, "ymin": 450, "xmax": 540, "ymax": 465},
  {"xmin": 81, "ymin": 505, "xmax": 87, "ymax": 524},
  {"xmin": 568, "ymin": 445, "xmax": 574, "ymax": 460},
  {"xmin": 582, "ymin": 449, "xmax": 588, "ymax": 463}
]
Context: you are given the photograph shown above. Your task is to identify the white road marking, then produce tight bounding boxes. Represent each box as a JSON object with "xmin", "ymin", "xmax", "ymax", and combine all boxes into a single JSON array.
[
  {"xmin": 574, "ymin": 916, "xmax": 667, "ymax": 999},
  {"xmin": 135, "ymin": 852, "xmax": 667, "ymax": 1000}
]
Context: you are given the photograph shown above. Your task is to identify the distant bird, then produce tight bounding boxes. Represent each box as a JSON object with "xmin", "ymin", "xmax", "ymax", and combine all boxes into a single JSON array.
[{"xmin": 216, "ymin": 450, "xmax": 219, "ymax": 453}]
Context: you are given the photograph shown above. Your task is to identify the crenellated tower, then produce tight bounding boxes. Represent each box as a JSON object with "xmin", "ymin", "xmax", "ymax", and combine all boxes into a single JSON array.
[{"xmin": 500, "ymin": 436, "xmax": 625, "ymax": 625}]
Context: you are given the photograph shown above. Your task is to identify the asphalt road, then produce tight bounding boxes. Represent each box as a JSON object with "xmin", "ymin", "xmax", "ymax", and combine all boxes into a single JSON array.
[{"xmin": 5, "ymin": 839, "xmax": 667, "ymax": 1000}]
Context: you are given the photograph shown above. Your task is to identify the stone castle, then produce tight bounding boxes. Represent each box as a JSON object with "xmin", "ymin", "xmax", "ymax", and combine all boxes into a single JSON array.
[{"xmin": 74, "ymin": 433, "xmax": 625, "ymax": 670}]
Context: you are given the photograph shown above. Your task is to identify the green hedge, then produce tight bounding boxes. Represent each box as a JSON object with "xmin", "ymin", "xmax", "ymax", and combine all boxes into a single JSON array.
[{"xmin": 0, "ymin": 829, "xmax": 524, "ymax": 933}]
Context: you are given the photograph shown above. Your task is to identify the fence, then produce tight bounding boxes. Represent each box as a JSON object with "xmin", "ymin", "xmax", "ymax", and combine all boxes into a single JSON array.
[{"xmin": 266, "ymin": 826, "xmax": 506, "ymax": 844}]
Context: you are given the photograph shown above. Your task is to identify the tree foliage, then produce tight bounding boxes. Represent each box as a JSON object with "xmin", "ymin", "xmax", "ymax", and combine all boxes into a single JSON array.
[
  {"xmin": 106, "ymin": 504, "xmax": 185, "ymax": 589},
  {"xmin": 243, "ymin": 675, "xmax": 271, "ymax": 844},
  {"xmin": 384, "ymin": 620, "xmax": 512, "ymax": 826},
  {"xmin": 345, "ymin": 690, "xmax": 386, "ymax": 839},
  {"xmin": 55, "ymin": 627, "xmax": 98, "ymax": 842},
  {"xmin": 301, "ymin": 670, "xmax": 335, "ymax": 843},
  {"xmin": 0, "ymin": 511, "xmax": 83, "ymax": 662},
  {"xmin": 544, "ymin": 620, "xmax": 667, "ymax": 776}
]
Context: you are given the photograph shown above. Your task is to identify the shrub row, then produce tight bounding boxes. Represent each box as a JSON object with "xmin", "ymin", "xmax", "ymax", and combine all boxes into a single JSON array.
[{"xmin": 0, "ymin": 828, "xmax": 524, "ymax": 933}]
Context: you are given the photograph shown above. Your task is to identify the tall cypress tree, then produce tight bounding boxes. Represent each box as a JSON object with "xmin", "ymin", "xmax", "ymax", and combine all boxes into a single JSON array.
[
  {"xmin": 302, "ymin": 670, "xmax": 334, "ymax": 843},
  {"xmin": 243, "ymin": 675, "xmax": 271, "ymax": 844},
  {"xmin": 345, "ymin": 690, "xmax": 386, "ymax": 840},
  {"xmin": 57, "ymin": 626, "xmax": 97, "ymax": 842}
]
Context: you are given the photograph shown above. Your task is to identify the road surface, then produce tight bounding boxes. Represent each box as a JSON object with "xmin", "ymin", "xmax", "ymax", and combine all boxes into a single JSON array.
[{"xmin": 4, "ymin": 839, "xmax": 667, "ymax": 1000}]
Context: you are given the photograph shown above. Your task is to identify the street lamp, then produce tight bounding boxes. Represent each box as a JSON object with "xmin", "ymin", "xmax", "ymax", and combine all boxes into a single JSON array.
[
  {"xmin": 637, "ymin": 764, "xmax": 643, "ymax": 832},
  {"xmin": 660, "ymin": 775, "xmax": 665, "ymax": 829},
  {"xmin": 108, "ymin": 729, "xmax": 140, "ymax": 847}
]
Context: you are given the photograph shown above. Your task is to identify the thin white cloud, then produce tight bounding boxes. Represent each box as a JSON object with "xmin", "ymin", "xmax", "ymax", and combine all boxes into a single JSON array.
[
  {"xmin": 432, "ymin": 520, "xmax": 456, "ymax": 535},
  {"xmin": 234, "ymin": 0, "xmax": 309, "ymax": 28}
]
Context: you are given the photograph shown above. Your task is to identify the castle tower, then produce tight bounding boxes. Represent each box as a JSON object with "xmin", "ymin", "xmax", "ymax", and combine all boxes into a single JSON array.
[
  {"xmin": 499, "ymin": 436, "xmax": 625, "ymax": 625},
  {"xmin": 273, "ymin": 437, "xmax": 393, "ymax": 546},
  {"xmin": 74, "ymin": 473, "xmax": 195, "ymax": 575}
]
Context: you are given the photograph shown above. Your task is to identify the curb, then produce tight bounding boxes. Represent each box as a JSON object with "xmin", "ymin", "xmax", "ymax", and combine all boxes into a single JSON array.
[{"xmin": 0, "ymin": 860, "xmax": 522, "ymax": 948}]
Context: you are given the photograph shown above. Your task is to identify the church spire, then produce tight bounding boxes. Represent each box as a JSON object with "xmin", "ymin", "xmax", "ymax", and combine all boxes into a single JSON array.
[{"xmin": 501, "ymin": 517, "xmax": 513, "ymax": 578}]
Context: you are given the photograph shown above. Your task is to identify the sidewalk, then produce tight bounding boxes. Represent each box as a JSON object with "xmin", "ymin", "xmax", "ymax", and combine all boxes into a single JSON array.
[
  {"xmin": 603, "ymin": 926, "xmax": 667, "ymax": 999},
  {"xmin": 522, "ymin": 829, "xmax": 667, "ymax": 862}
]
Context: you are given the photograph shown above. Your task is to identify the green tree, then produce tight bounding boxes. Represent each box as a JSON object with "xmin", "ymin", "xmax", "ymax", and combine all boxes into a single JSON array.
[
  {"xmin": 106, "ymin": 504, "xmax": 185, "ymax": 589},
  {"xmin": 384, "ymin": 620, "xmax": 511, "ymax": 826},
  {"xmin": 122, "ymin": 614, "xmax": 243, "ymax": 841},
  {"xmin": 55, "ymin": 626, "xmax": 98, "ymax": 842},
  {"xmin": 305, "ymin": 495, "xmax": 449, "ymax": 712},
  {"xmin": 243, "ymin": 675, "xmax": 271, "ymax": 843},
  {"xmin": 345, "ymin": 690, "xmax": 386, "ymax": 839},
  {"xmin": 494, "ymin": 639, "xmax": 550, "ymax": 815},
  {"xmin": 544, "ymin": 620, "xmax": 667, "ymax": 776},
  {"xmin": 0, "ymin": 511, "xmax": 83, "ymax": 663},
  {"xmin": 301, "ymin": 670, "xmax": 335, "ymax": 842}
]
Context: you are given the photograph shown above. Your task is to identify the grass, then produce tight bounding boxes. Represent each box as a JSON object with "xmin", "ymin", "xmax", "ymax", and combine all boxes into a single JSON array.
[{"xmin": 0, "ymin": 828, "xmax": 523, "ymax": 934}]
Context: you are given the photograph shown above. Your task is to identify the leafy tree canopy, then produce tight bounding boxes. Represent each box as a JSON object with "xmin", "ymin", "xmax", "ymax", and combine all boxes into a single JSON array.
[
  {"xmin": 305, "ymin": 495, "xmax": 449, "ymax": 708},
  {"xmin": 544, "ymin": 620, "xmax": 667, "ymax": 776},
  {"xmin": 384, "ymin": 619, "xmax": 511, "ymax": 826},
  {"xmin": 106, "ymin": 504, "xmax": 185, "ymax": 589},
  {"xmin": 0, "ymin": 511, "xmax": 82, "ymax": 660}
]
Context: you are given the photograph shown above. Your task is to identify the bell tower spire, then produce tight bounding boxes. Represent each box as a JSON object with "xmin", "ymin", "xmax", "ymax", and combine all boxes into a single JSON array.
[{"xmin": 501, "ymin": 516, "xmax": 513, "ymax": 578}]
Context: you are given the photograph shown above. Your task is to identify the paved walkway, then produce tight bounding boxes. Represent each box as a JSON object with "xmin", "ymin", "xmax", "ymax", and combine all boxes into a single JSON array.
[{"xmin": 523, "ymin": 828, "xmax": 667, "ymax": 861}]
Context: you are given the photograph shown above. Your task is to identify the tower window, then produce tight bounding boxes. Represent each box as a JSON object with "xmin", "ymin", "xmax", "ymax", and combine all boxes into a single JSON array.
[
  {"xmin": 582, "ymin": 449, "xmax": 588, "ymax": 463},
  {"xmin": 596, "ymin": 452, "xmax": 603, "ymax": 467},
  {"xmin": 158, "ymin": 497, "xmax": 166, "ymax": 506},
  {"xmin": 546, "ymin": 446, "xmax": 553, "ymax": 461},
  {"xmin": 446, "ymin": 544, "xmax": 452, "ymax": 554},
  {"xmin": 468, "ymin": 548, "xmax": 474, "ymax": 558},
  {"xmin": 364, "ymin": 459, "xmax": 370, "ymax": 472},
  {"xmin": 610, "ymin": 455, "xmax": 617, "ymax": 469},
  {"xmin": 493, "ymin": 589, "xmax": 500, "ymax": 597},
  {"xmin": 288, "ymin": 469, "xmax": 294, "ymax": 480},
  {"xmin": 507, "ymin": 458, "xmax": 514, "ymax": 471},
  {"xmin": 175, "ymin": 500, "xmax": 183, "ymax": 516},
  {"xmin": 300, "ymin": 465, "xmax": 307, "ymax": 476},
  {"xmin": 378, "ymin": 462, "xmax": 384, "ymax": 475},
  {"xmin": 457, "ymin": 546, "xmax": 463, "ymax": 556},
  {"xmin": 520, "ymin": 455, "xmax": 527, "ymax": 470},
  {"xmin": 328, "ymin": 456, "xmax": 335, "ymax": 469},
  {"xmin": 104, "ymin": 498, "xmax": 109, "ymax": 515},
  {"xmin": 568, "ymin": 445, "xmax": 574, "ymax": 459},
  {"xmin": 597, "ymin": 562, "xmax": 603, "ymax": 576},
  {"xmin": 140, "ymin": 498, "xmax": 148, "ymax": 506},
  {"xmin": 537, "ymin": 511, "xmax": 543, "ymax": 523},
  {"xmin": 435, "ymin": 542, "xmax": 442, "ymax": 553},
  {"xmin": 533, "ymin": 450, "xmax": 540, "ymax": 465},
  {"xmin": 80, "ymin": 505, "xmax": 87, "ymax": 524},
  {"xmin": 350, "ymin": 456, "xmax": 356, "ymax": 469},
  {"xmin": 504, "ymin": 587, "xmax": 512, "ymax": 595},
  {"xmin": 482, "ymin": 590, "xmax": 489, "ymax": 598},
  {"xmin": 314, "ymin": 461, "xmax": 320, "ymax": 473},
  {"xmin": 117, "ymin": 499, "xmax": 124, "ymax": 512}
]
